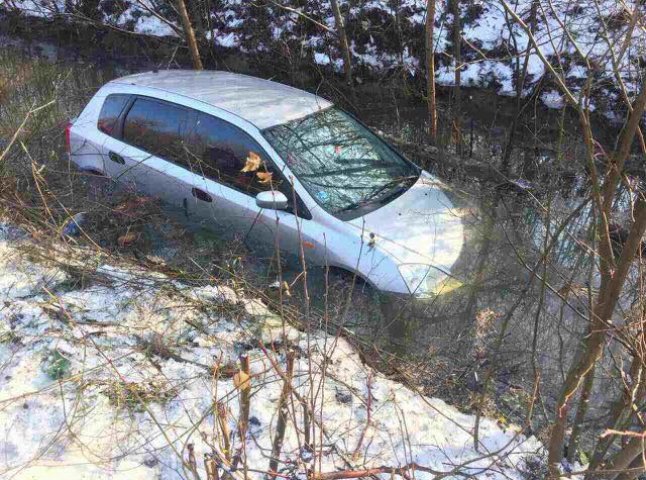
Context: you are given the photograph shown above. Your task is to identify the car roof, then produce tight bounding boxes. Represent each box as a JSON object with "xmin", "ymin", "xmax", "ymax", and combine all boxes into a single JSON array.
[{"xmin": 111, "ymin": 70, "xmax": 333, "ymax": 129}]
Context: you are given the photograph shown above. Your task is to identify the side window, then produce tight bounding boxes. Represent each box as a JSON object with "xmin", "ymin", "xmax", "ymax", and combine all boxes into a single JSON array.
[
  {"xmin": 122, "ymin": 98, "xmax": 189, "ymax": 164},
  {"xmin": 188, "ymin": 113, "xmax": 283, "ymax": 195},
  {"xmin": 97, "ymin": 94, "xmax": 130, "ymax": 136}
]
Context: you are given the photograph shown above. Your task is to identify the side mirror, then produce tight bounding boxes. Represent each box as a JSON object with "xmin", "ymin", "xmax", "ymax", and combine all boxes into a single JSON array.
[{"xmin": 256, "ymin": 191, "xmax": 289, "ymax": 210}]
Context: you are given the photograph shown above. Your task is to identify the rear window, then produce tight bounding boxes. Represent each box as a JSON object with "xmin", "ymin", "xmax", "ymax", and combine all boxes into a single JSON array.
[
  {"xmin": 97, "ymin": 94, "xmax": 130, "ymax": 136},
  {"xmin": 122, "ymin": 98, "xmax": 189, "ymax": 164}
]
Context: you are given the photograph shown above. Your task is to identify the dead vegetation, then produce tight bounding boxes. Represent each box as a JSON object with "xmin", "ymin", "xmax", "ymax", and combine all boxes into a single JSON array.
[{"xmin": 2, "ymin": 1, "xmax": 646, "ymax": 478}]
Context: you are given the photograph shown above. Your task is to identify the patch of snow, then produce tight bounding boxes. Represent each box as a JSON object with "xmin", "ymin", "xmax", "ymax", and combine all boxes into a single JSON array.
[
  {"xmin": 436, "ymin": 63, "xmax": 457, "ymax": 86},
  {"xmin": 493, "ymin": 62, "xmax": 515, "ymax": 96},
  {"xmin": 6, "ymin": 0, "xmax": 65, "ymax": 17},
  {"xmin": 109, "ymin": 1, "xmax": 180, "ymax": 38},
  {"xmin": 541, "ymin": 90, "xmax": 565, "ymax": 109},
  {"xmin": 568, "ymin": 64, "xmax": 588, "ymax": 79},
  {"xmin": 0, "ymin": 233, "xmax": 67, "ymax": 302},
  {"xmin": 133, "ymin": 15, "xmax": 177, "ymax": 37},
  {"xmin": 314, "ymin": 51, "xmax": 331, "ymax": 65},
  {"xmin": 0, "ymin": 226, "xmax": 544, "ymax": 478},
  {"xmin": 463, "ymin": 3, "xmax": 504, "ymax": 50},
  {"xmin": 215, "ymin": 32, "xmax": 239, "ymax": 48},
  {"xmin": 525, "ymin": 53, "xmax": 545, "ymax": 79},
  {"xmin": 402, "ymin": 46, "xmax": 419, "ymax": 76}
]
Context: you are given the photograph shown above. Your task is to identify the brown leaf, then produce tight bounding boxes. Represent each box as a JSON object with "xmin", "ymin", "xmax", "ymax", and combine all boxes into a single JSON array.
[
  {"xmin": 117, "ymin": 231, "xmax": 139, "ymax": 248},
  {"xmin": 256, "ymin": 171, "xmax": 273, "ymax": 184},
  {"xmin": 281, "ymin": 281, "xmax": 291, "ymax": 297},
  {"xmin": 114, "ymin": 195, "xmax": 156, "ymax": 218},
  {"xmin": 241, "ymin": 151, "xmax": 262, "ymax": 173},
  {"xmin": 233, "ymin": 370, "xmax": 251, "ymax": 391}
]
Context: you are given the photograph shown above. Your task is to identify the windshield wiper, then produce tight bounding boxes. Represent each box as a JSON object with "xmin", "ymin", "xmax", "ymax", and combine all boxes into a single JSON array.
[
  {"xmin": 335, "ymin": 175, "xmax": 418, "ymax": 214},
  {"xmin": 377, "ymin": 175, "xmax": 418, "ymax": 205}
]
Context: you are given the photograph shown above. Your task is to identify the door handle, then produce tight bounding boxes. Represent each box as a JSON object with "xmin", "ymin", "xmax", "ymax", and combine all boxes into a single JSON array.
[
  {"xmin": 108, "ymin": 151, "xmax": 125, "ymax": 165},
  {"xmin": 191, "ymin": 187, "xmax": 212, "ymax": 203}
]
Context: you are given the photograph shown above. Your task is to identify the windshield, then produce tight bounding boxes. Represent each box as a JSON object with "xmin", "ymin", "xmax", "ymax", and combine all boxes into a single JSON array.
[{"xmin": 262, "ymin": 107, "xmax": 420, "ymax": 220}]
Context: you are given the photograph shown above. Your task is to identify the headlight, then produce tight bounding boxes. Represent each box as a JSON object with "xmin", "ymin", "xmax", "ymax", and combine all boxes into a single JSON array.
[{"xmin": 398, "ymin": 264, "xmax": 461, "ymax": 297}]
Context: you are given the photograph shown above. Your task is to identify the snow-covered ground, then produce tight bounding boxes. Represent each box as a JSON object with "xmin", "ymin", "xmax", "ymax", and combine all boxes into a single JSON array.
[
  {"xmin": 4, "ymin": 0, "xmax": 644, "ymax": 117},
  {"xmin": 0, "ymin": 222, "xmax": 542, "ymax": 479}
]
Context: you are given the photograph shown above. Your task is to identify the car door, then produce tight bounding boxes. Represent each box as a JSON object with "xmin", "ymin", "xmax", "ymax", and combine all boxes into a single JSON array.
[
  {"xmin": 187, "ymin": 112, "xmax": 321, "ymax": 261},
  {"xmin": 182, "ymin": 112, "xmax": 280, "ymax": 244},
  {"xmin": 102, "ymin": 96, "xmax": 196, "ymax": 218}
]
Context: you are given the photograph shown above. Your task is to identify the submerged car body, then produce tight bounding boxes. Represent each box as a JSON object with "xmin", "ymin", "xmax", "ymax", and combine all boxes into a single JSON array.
[{"xmin": 69, "ymin": 70, "xmax": 464, "ymax": 296}]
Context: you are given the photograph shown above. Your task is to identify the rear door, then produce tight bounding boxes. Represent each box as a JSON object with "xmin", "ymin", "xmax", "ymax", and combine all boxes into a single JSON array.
[
  {"xmin": 68, "ymin": 92, "xmax": 118, "ymax": 173},
  {"xmin": 102, "ymin": 96, "xmax": 196, "ymax": 218}
]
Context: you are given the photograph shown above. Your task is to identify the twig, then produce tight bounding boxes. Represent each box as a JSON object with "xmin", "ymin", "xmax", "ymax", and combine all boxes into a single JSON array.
[
  {"xmin": 216, "ymin": 402, "xmax": 232, "ymax": 462},
  {"xmin": 269, "ymin": 350, "xmax": 295, "ymax": 476},
  {"xmin": 307, "ymin": 461, "xmax": 472, "ymax": 480}
]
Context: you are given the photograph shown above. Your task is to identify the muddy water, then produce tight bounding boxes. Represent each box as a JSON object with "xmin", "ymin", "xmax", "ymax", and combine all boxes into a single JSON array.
[{"xmin": 3, "ymin": 27, "xmax": 620, "ymax": 433}]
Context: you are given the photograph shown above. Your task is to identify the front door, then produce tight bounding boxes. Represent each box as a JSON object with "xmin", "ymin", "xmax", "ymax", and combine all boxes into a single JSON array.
[{"xmin": 186, "ymin": 111, "xmax": 316, "ymax": 257}]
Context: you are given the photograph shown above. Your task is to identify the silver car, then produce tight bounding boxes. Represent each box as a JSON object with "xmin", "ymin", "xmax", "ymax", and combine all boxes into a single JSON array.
[{"xmin": 68, "ymin": 70, "xmax": 464, "ymax": 297}]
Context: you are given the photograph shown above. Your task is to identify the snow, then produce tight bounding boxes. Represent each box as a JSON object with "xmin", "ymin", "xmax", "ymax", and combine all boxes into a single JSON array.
[
  {"xmin": 541, "ymin": 90, "xmax": 565, "ymax": 109},
  {"xmin": 5, "ymin": 0, "xmax": 645, "ymax": 115},
  {"xmin": 0, "ymin": 223, "xmax": 544, "ymax": 478},
  {"xmin": 435, "ymin": 63, "xmax": 457, "ymax": 86},
  {"xmin": 132, "ymin": 15, "xmax": 177, "ymax": 37},
  {"xmin": 215, "ymin": 32, "xmax": 239, "ymax": 48},
  {"xmin": 463, "ymin": 3, "xmax": 504, "ymax": 50},
  {"xmin": 568, "ymin": 64, "xmax": 588, "ymax": 79},
  {"xmin": 3, "ymin": 0, "xmax": 63, "ymax": 18},
  {"xmin": 314, "ymin": 52, "xmax": 331, "ymax": 66},
  {"xmin": 8, "ymin": 0, "xmax": 179, "ymax": 37}
]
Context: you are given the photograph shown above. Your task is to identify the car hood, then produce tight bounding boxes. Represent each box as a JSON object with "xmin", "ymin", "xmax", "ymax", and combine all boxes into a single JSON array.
[{"xmin": 348, "ymin": 173, "xmax": 465, "ymax": 271}]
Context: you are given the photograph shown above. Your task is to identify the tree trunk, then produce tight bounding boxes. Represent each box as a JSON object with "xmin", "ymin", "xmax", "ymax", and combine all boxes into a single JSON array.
[
  {"xmin": 176, "ymin": 0, "xmax": 203, "ymax": 70},
  {"xmin": 567, "ymin": 364, "xmax": 595, "ymax": 463},
  {"xmin": 601, "ymin": 436, "xmax": 645, "ymax": 480},
  {"xmin": 500, "ymin": 0, "xmax": 537, "ymax": 171},
  {"xmin": 546, "ymin": 79, "xmax": 646, "ymax": 477},
  {"xmin": 547, "ymin": 197, "xmax": 646, "ymax": 478},
  {"xmin": 394, "ymin": 0, "xmax": 407, "ymax": 86},
  {"xmin": 495, "ymin": 4, "xmax": 646, "ymax": 477},
  {"xmin": 269, "ymin": 351, "xmax": 295, "ymax": 476},
  {"xmin": 588, "ymin": 355, "xmax": 645, "ymax": 473},
  {"xmin": 601, "ymin": 84, "xmax": 646, "ymax": 213},
  {"xmin": 184, "ymin": 0, "xmax": 205, "ymax": 41},
  {"xmin": 425, "ymin": 0, "xmax": 437, "ymax": 141},
  {"xmin": 615, "ymin": 455, "xmax": 646, "ymax": 480},
  {"xmin": 450, "ymin": 0, "xmax": 461, "ymax": 153},
  {"xmin": 330, "ymin": 0, "xmax": 352, "ymax": 85}
]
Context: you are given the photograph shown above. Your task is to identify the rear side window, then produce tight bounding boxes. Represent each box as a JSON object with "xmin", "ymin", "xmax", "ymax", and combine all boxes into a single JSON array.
[
  {"xmin": 97, "ymin": 94, "xmax": 130, "ymax": 136},
  {"xmin": 122, "ymin": 98, "xmax": 189, "ymax": 164}
]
